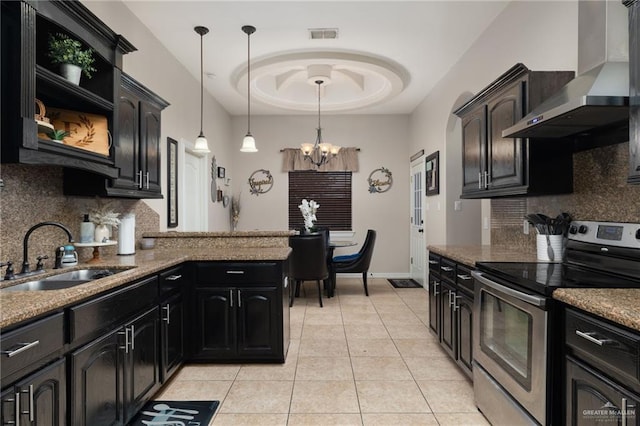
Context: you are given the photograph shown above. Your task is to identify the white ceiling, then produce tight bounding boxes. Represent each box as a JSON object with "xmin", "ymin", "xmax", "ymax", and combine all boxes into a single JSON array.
[{"xmin": 122, "ymin": 1, "xmax": 510, "ymax": 116}]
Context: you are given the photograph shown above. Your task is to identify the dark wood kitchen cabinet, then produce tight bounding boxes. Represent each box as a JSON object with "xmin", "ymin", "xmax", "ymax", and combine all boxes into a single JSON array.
[
  {"xmin": 190, "ymin": 262, "xmax": 290, "ymax": 363},
  {"xmin": 427, "ymin": 254, "xmax": 441, "ymax": 336},
  {"xmin": 68, "ymin": 275, "xmax": 160, "ymax": 425},
  {"xmin": 427, "ymin": 252, "xmax": 474, "ymax": 379},
  {"xmin": 69, "ymin": 326, "xmax": 124, "ymax": 425},
  {"xmin": 454, "ymin": 63, "xmax": 575, "ymax": 198},
  {"xmin": 627, "ymin": 0, "xmax": 640, "ymax": 184},
  {"xmin": 564, "ymin": 307, "xmax": 640, "ymax": 425},
  {"xmin": 70, "ymin": 306, "xmax": 160, "ymax": 425},
  {"xmin": 64, "ymin": 73, "xmax": 169, "ymax": 198},
  {"xmin": 0, "ymin": 0, "xmax": 134, "ymax": 178},
  {"xmin": 0, "ymin": 311, "xmax": 66, "ymax": 425},
  {"xmin": 1, "ymin": 358, "xmax": 66, "ymax": 426},
  {"xmin": 159, "ymin": 266, "xmax": 186, "ymax": 383}
]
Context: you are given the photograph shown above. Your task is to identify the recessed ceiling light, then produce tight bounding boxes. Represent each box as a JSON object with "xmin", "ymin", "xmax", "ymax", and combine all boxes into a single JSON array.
[{"xmin": 308, "ymin": 28, "xmax": 338, "ymax": 40}]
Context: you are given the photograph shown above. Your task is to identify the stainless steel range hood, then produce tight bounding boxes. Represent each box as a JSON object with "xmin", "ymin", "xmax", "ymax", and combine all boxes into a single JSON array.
[{"xmin": 503, "ymin": 0, "xmax": 629, "ymax": 139}]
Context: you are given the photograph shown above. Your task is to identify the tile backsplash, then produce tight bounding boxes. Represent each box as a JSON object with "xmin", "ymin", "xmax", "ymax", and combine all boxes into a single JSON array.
[
  {"xmin": 0, "ymin": 164, "xmax": 159, "ymax": 267},
  {"xmin": 492, "ymin": 142, "xmax": 640, "ymax": 249}
]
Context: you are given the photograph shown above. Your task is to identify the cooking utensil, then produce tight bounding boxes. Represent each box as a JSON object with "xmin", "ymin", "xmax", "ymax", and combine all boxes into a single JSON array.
[{"xmin": 545, "ymin": 223, "xmax": 555, "ymax": 261}]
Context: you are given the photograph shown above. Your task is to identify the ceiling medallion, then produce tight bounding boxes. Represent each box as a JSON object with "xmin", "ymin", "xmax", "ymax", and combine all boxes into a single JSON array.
[{"xmin": 233, "ymin": 51, "xmax": 409, "ymax": 112}]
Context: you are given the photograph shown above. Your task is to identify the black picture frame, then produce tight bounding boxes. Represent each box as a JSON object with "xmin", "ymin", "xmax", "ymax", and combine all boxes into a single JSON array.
[
  {"xmin": 425, "ymin": 151, "xmax": 439, "ymax": 196},
  {"xmin": 217, "ymin": 166, "xmax": 225, "ymax": 179},
  {"xmin": 167, "ymin": 137, "xmax": 179, "ymax": 228}
]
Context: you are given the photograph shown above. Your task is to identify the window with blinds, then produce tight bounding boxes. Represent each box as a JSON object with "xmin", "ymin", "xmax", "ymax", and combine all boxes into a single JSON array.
[{"xmin": 288, "ymin": 171, "xmax": 352, "ymax": 231}]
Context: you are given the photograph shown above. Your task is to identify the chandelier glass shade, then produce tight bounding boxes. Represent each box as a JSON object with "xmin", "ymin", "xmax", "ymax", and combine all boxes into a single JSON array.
[
  {"xmin": 301, "ymin": 80, "xmax": 340, "ymax": 167},
  {"xmin": 193, "ymin": 26, "xmax": 211, "ymax": 154}
]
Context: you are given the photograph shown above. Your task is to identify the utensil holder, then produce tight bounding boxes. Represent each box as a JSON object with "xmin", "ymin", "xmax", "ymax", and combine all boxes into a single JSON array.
[{"xmin": 536, "ymin": 234, "xmax": 564, "ymax": 261}]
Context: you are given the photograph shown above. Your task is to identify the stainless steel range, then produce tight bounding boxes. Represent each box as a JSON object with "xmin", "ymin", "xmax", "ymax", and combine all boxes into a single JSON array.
[{"xmin": 472, "ymin": 221, "xmax": 640, "ymax": 425}]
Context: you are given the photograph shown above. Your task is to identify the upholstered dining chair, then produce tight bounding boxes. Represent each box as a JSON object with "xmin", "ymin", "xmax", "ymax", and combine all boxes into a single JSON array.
[
  {"xmin": 332, "ymin": 229, "xmax": 377, "ymax": 296},
  {"xmin": 289, "ymin": 233, "xmax": 329, "ymax": 307}
]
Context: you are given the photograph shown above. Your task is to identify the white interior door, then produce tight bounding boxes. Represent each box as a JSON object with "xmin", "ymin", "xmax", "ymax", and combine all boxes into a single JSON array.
[
  {"xmin": 182, "ymin": 149, "xmax": 207, "ymax": 231},
  {"xmin": 410, "ymin": 158, "xmax": 426, "ymax": 287}
]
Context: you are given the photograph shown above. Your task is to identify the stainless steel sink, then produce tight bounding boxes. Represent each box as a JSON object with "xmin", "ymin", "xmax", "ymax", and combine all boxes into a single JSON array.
[{"xmin": 2, "ymin": 268, "xmax": 129, "ymax": 292}]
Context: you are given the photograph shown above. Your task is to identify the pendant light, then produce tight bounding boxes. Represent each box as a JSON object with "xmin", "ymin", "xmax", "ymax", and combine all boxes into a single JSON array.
[
  {"xmin": 240, "ymin": 25, "xmax": 258, "ymax": 153},
  {"xmin": 193, "ymin": 26, "xmax": 210, "ymax": 153},
  {"xmin": 301, "ymin": 80, "xmax": 340, "ymax": 167}
]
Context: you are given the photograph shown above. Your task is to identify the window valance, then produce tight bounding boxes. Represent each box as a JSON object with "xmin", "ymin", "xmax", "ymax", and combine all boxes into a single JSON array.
[{"xmin": 281, "ymin": 147, "xmax": 360, "ymax": 172}]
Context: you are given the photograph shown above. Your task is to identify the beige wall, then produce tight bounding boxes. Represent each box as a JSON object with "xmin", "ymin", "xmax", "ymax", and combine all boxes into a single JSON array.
[
  {"xmin": 84, "ymin": 1, "xmax": 233, "ymax": 232},
  {"xmin": 410, "ymin": 1, "xmax": 579, "ymax": 247},
  {"xmin": 229, "ymin": 114, "xmax": 411, "ymax": 276}
]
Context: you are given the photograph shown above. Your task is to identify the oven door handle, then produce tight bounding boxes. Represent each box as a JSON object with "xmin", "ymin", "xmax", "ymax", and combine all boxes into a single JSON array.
[{"xmin": 472, "ymin": 271, "xmax": 547, "ymax": 308}]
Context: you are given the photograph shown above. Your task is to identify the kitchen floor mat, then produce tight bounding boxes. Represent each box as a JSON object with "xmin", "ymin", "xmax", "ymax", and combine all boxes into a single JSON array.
[
  {"xmin": 388, "ymin": 278, "xmax": 422, "ymax": 288},
  {"xmin": 128, "ymin": 400, "xmax": 219, "ymax": 425}
]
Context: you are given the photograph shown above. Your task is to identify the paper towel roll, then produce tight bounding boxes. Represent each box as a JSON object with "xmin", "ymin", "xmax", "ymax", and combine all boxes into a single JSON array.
[{"xmin": 118, "ymin": 213, "xmax": 136, "ymax": 255}]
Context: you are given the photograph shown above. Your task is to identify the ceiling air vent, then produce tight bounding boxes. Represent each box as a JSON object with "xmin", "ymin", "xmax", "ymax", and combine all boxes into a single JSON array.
[{"xmin": 308, "ymin": 28, "xmax": 339, "ymax": 40}]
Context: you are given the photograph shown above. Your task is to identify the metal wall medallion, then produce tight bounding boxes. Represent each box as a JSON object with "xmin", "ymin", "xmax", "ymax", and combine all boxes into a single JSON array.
[
  {"xmin": 368, "ymin": 167, "xmax": 393, "ymax": 193},
  {"xmin": 248, "ymin": 169, "xmax": 273, "ymax": 195}
]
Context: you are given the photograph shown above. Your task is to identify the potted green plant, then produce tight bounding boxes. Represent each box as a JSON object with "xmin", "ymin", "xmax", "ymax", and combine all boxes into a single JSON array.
[
  {"xmin": 47, "ymin": 33, "xmax": 96, "ymax": 85},
  {"xmin": 47, "ymin": 129, "xmax": 69, "ymax": 143}
]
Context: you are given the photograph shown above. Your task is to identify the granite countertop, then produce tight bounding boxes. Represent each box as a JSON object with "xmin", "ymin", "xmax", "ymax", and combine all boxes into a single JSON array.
[
  {"xmin": 427, "ymin": 244, "xmax": 539, "ymax": 267},
  {"xmin": 554, "ymin": 288, "xmax": 640, "ymax": 332},
  {"xmin": 428, "ymin": 244, "xmax": 640, "ymax": 333},
  {"xmin": 0, "ymin": 247, "xmax": 291, "ymax": 329}
]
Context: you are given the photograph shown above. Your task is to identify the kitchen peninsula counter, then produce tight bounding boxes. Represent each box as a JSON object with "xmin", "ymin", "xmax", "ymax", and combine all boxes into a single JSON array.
[{"xmin": 0, "ymin": 246, "xmax": 291, "ymax": 329}]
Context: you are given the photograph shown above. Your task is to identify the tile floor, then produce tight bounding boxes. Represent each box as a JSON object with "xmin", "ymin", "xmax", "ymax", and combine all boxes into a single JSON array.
[{"xmin": 157, "ymin": 277, "xmax": 490, "ymax": 425}]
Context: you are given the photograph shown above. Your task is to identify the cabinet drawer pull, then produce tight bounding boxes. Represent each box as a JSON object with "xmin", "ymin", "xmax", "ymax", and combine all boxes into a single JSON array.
[
  {"xmin": 130, "ymin": 325, "xmax": 135, "ymax": 351},
  {"xmin": 14, "ymin": 392, "xmax": 19, "ymax": 426},
  {"xmin": 19, "ymin": 385, "xmax": 33, "ymax": 422},
  {"xmin": 145, "ymin": 171, "xmax": 150, "ymax": 189},
  {"xmin": 165, "ymin": 274, "xmax": 182, "ymax": 281},
  {"xmin": 1, "ymin": 340, "xmax": 40, "ymax": 358},
  {"xmin": 428, "ymin": 260, "xmax": 438, "ymax": 265},
  {"xmin": 226, "ymin": 270, "xmax": 245, "ymax": 275},
  {"xmin": 119, "ymin": 329, "xmax": 129, "ymax": 353},
  {"xmin": 453, "ymin": 295, "xmax": 462, "ymax": 311},
  {"xmin": 137, "ymin": 170, "xmax": 143, "ymax": 189},
  {"xmin": 441, "ymin": 266, "xmax": 453, "ymax": 272},
  {"xmin": 457, "ymin": 274, "xmax": 472, "ymax": 280},
  {"xmin": 575, "ymin": 330, "xmax": 613, "ymax": 346},
  {"xmin": 163, "ymin": 304, "xmax": 171, "ymax": 325}
]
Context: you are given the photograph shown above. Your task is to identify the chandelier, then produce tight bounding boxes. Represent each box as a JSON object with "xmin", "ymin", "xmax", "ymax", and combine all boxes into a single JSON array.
[{"xmin": 300, "ymin": 80, "xmax": 340, "ymax": 167}]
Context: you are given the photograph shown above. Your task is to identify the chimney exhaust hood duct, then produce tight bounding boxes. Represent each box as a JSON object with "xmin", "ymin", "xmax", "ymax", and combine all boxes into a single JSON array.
[{"xmin": 503, "ymin": 0, "xmax": 629, "ymax": 139}]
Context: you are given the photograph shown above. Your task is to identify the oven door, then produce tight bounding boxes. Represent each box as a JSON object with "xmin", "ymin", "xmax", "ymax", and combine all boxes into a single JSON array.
[{"xmin": 472, "ymin": 270, "xmax": 549, "ymax": 425}]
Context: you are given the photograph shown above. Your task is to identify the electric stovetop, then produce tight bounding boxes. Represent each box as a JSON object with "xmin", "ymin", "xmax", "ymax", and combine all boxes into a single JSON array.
[{"xmin": 476, "ymin": 221, "xmax": 640, "ymax": 296}]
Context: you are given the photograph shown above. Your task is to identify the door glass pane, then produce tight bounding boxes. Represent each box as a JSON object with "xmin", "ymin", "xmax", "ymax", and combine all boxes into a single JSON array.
[
  {"xmin": 480, "ymin": 290, "xmax": 532, "ymax": 390},
  {"xmin": 413, "ymin": 171, "xmax": 422, "ymax": 226}
]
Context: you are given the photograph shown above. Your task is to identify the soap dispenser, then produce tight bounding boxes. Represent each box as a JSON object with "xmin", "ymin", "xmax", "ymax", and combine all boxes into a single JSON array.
[{"xmin": 80, "ymin": 214, "xmax": 94, "ymax": 243}]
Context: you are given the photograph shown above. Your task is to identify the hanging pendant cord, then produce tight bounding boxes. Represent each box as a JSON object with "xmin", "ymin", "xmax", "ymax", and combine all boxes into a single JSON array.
[
  {"xmin": 316, "ymin": 80, "xmax": 322, "ymax": 146},
  {"xmin": 200, "ymin": 32, "xmax": 204, "ymax": 134},
  {"xmin": 247, "ymin": 31, "xmax": 251, "ymax": 134}
]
